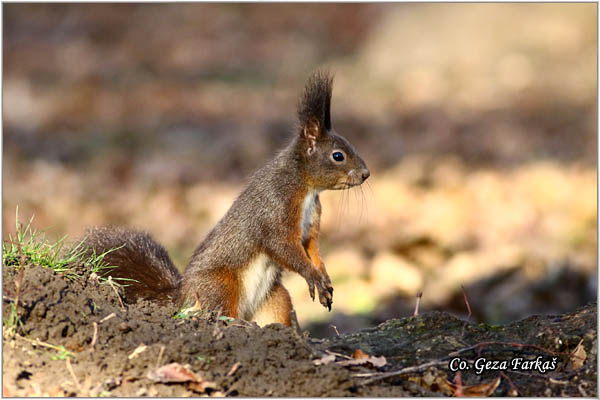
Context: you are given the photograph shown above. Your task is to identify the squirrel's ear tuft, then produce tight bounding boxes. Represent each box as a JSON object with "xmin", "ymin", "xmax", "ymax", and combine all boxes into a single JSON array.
[{"xmin": 297, "ymin": 70, "xmax": 334, "ymax": 134}]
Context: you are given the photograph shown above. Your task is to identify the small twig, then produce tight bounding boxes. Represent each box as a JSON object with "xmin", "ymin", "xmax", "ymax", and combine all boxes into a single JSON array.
[
  {"xmin": 448, "ymin": 341, "xmax": 582, "ymax": 360},
  {"xmin": 460, "ymin": 285, "xmax": 472, "ymax": 337},
  {"xmin": 548, "ymin": 378, "xmax": 569, "ymax": 385},
  {"xmin": 330, "ymin": 325, "xmax": 340, "ymax": 336},
  {"xmin": 16, "ymin": 335, "xmax": 73, "ymax": 356},
  {"xmin": 413, "ymin": 291, "xmax": 423, "ymax": 317},
  {"xmin": 155, "ymin": 345, "xmax": 165, "ymax": 369},
  {"xmin": 106, "ymin": 277, "xmax": 126, "ymax": 312},
  {"xmin": 500, "ymin": 371, "xmax": 519, "ymax": 396},
  {"xmin": 99, "ymin": 313, "xmax": 116, "ymax": 323},
  {"xmin": 357, "ymin": 359, "xmax": 448, "ymax": 384},
  {"xmin": 128, "ymin": 344, "xmax": 147, "ymax": 360},
  {"xmin": 66, "ymin": 358, "xmax": 82, "ymax": 393},
  {"xmin": 505, "ymin": 369, "xmax": 577, "ymax": 381},
  {"xmin": 227, "ymin": 362, "xmax": 241, "ymax": 377},
  {"xmin": 325, "ymin": 350, "xmax": 353, "ymax": 360},
  {"xmin": 90, "ymin": 322, "xmax": 98, "ymax": 352},
  {"xmin": 460, "ymin": 285, "xmax": 472, "ymax": 321}
]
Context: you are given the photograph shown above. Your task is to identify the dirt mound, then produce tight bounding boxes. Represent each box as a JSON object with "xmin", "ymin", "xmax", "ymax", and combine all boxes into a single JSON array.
[
  {"xmin": 2, "ymin": 264, "xmax": 408, "ymax": 396},
  {"xmin": 3, "ymin": 263, "xmax": 595, "ymax": 396}
]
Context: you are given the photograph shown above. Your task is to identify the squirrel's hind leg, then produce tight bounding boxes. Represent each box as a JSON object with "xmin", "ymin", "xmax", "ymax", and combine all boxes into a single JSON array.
[
  {"xmin": 181, "ymin": 268, "xmax": 241, "ymax": 319},
  {"xmin": 251, "ymin": 282, "xmax": 293, "ymax": 327}
]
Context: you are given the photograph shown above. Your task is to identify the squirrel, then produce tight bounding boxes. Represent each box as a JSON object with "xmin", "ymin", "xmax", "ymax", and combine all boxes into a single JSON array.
[{"xmin": 80, "ymin": 71, "xmax": 370, "ymax": 327}]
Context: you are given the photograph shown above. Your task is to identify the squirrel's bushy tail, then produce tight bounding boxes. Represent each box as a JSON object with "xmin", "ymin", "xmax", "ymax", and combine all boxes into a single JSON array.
[{"xmin": 82, "ymin": 227, "xmax": 182, "ymax": 304}]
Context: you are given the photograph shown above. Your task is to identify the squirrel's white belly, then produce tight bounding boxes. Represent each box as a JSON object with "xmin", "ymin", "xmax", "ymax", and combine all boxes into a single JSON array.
[
  {"xmin": 300, "ymin": 191, "xmax": 318, "ymax": 241},
  {"xmin": 239, "ymin": 253, "xmax": 279, "ymax": 320}
]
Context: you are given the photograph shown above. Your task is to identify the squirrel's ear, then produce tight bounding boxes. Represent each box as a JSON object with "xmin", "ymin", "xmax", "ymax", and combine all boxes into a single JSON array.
[{"xmin": 302, "ymin": 117, "xmax": 321, "ymax": 155}]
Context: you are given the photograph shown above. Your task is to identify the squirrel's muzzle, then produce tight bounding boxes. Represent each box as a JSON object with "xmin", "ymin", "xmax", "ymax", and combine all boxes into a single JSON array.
[{"xmin": 360, "ymin": 168, "xmax": 370, "ymax": 182}]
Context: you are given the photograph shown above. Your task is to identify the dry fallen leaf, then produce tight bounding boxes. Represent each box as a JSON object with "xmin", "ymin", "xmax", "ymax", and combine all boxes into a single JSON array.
[
  {"xmin": 337, "ymin": 355, "xmax": 387, "ymax": 368},
  {"xmin": 313, "ymin": 354, "xmax": 336, "ymax": 366},
  {"xmin": 453, "ymin": 371, "xmax": 463, "ymax": 396},
  {"xmin": 408, "ymin": 370, "xmax": 454, "ymax": 396},
  {"xmin": 147, "ymin": 363, "xmax": 218, "ymax": 393},
  {"xmin": 128, "ymin": 344, "xmax": 147, "ymax": 360},
  {"xmin": 446, "ymin": 376, "xmax": 501, "ymax": 397},
  {"xmin": 352, "ymin": 349, "xmax": 369, "ymax": 359},
  {"xmin": 147, "ymin": 362, "xmax": 200, "ymax": 383},
  {"xmin": 569, "ymin": 339, "xmax": 587, "ymax": 370}
]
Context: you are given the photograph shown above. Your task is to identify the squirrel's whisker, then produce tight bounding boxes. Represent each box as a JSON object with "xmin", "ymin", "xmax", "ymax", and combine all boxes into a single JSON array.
[
  {"xmin": 365, "ymin": 179, "xmax": 375, "ymax": 207},
  {"xmin": 357, "ymin": 186, "xmax": 363, "ymax": 224},
  {"xmin": 360, "ymin": 184, "xmax": 368, "ymax": 224},
  {"xmin": 336, "ymin": 187, "xmax": 345, "ymax": 231}
]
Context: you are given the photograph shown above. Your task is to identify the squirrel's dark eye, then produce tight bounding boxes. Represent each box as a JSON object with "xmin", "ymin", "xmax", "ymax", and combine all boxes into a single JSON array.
[{"xmin": 332, "ymin": 151, "xmax": 345, "ymax": 162}]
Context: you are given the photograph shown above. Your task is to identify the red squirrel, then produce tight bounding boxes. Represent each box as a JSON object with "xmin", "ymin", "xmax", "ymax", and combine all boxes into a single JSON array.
[{"xmin": 81, "ymin": 71, "xmax": 369, "ymax": 327}]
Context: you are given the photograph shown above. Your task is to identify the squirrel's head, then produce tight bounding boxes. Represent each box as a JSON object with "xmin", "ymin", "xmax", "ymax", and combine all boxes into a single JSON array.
[{"xmin": 297, "ymin": 71, "xmax": 370, "ymax": 191}]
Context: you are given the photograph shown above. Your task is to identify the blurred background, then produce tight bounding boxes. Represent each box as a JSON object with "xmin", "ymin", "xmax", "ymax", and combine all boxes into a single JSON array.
[{"xmin": 3, "ymin": 3, "xmax": 597, "ymax": 337}]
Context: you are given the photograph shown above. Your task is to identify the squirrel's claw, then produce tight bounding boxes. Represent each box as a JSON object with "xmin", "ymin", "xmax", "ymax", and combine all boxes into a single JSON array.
[
  {"xmin": 307, "ymin": 281, "xmax": 316, "ymax": 301},
  {"xmin": 305, "ymin": 270, "xmax": 333, "ymax": 309},
  {"xmin": 325, "ymin": 287, "xmax": 333, "ymax": 311},
  {"xmin": 319, "ymin": 283, "xmax": 333, "ymax": 311}
]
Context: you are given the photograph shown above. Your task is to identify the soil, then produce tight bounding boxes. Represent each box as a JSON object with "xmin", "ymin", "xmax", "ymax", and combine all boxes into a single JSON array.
[{"xmin": 2, "ymin": 263, "xmax": 597, "ymax": 397}]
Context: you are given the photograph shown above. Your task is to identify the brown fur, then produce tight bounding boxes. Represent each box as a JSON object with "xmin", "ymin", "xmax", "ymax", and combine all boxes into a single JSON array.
[
  {"xmin": 252, "ymin": 282, "xmax": 293, "ymax": 326},
  {"xmin": 77, "ymin": 71, "xmax": 369, "ymax": 327}
]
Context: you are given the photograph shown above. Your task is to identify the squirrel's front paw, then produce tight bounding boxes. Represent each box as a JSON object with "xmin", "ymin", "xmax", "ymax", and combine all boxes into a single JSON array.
[
  {"xmin": 319, "ymin": 263, "xmax": 333, "ymax": 289},
  {"xmin": 305, "ymin": 270, "xmax": 333, "ymax": 311}
]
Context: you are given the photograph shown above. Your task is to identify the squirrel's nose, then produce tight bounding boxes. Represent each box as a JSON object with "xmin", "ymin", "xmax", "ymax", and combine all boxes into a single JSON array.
[{"xmin": 361, "ymin": 168, "xmax": 370, "ymax": 182}]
